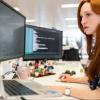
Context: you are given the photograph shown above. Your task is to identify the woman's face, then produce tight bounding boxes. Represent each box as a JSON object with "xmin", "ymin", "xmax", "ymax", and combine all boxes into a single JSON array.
[{"xmin": 80, "ymin": 2, "xmax": 100, "ymax": 36}]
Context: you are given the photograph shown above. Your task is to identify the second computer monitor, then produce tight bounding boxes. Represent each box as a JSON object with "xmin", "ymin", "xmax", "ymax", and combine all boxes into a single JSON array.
[{"xmin": 24, "ymin": 25, "xmax": 62, "ymax": 60}]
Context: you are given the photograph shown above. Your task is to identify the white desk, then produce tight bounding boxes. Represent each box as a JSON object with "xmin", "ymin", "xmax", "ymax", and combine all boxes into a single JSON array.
[
  {"xmin": 34, "ymin": 61, "xmax": 84, "ymax": 86},
  {"xmin": 33, "ymin": 61, "xmax": 84, "ymax": 100},
  {"xmin": 0, "ymin": 61, "xmax": 84, "ymax": 100}
]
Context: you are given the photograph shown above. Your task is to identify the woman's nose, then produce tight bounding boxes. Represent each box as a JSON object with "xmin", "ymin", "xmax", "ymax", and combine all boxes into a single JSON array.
[{"xmin": 81, "ymin": 17, "xmax": 87, "ymax": 25}]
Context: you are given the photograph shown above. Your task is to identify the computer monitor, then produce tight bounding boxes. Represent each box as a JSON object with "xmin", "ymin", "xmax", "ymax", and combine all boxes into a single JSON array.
[
  {"xmin": 0, "ymin": 0, "xmax": 26, "ymax": 61},
  {"xmin": 24, "ymin": 25, "xmax": 62, "ymax": 60}
]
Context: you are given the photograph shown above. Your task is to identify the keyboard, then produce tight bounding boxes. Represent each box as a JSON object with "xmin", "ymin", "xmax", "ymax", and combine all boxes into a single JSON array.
[{"xmin": 3, "ymin": 80, "xmax": 38, "ymax": 96}]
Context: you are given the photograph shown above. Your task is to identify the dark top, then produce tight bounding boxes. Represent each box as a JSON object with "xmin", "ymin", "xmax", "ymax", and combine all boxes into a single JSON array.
[{"xmin": 89, "ymin": 75, "xmax": 100, "ymax": 90}]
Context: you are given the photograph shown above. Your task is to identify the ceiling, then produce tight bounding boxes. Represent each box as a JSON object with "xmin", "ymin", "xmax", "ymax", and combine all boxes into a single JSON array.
[{"xmin": 3, "ymin": 0, "xmax": 82, "ymax": 44}]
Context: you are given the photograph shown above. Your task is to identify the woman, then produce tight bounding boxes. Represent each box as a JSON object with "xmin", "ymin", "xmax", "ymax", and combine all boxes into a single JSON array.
[{"xmin": 58, "ymin": 0, "xmax": 100, "ymax": 99}]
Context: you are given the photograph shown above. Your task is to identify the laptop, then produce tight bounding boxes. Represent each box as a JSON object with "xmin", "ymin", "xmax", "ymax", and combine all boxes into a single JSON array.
[{"xmin": 0, "ymin": 79, "xmax": 62, "ymax": 100}]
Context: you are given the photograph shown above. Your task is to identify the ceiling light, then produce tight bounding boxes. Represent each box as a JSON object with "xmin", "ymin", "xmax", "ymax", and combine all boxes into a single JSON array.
[
  {"xmin": 61, "ymin": 4, "xmax": 79, "ymax": 8},
  {"xmin": 65, "ymin": 18, "xmax": 77, "ymax": 21},
  {"xmin": 14, "ymin": 7, "xmax": 20, "ymax": 11},
  {"xmin": 26, "ymin": 19, "xmax": 36, "ymax": 23}
]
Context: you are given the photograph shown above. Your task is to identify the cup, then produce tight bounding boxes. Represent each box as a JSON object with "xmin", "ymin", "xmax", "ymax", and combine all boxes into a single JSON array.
[{"xmin": 17, "ymin": 66, "xmax": 30, "ymax": 80}]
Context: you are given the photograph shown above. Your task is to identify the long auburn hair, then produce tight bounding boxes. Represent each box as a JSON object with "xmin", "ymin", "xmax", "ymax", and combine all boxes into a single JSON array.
[{"xmin": 77, "ymin": 0, "xmax": 100, "ymax": 81}]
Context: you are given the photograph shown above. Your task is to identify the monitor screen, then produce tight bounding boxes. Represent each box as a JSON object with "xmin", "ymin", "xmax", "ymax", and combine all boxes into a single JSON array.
[
  {"xmin": 24, "ymin": 25, "xmax": 62, "ymax": 60},
  {"xmin": 0, "ymin": 0, "xmax": 26, "ymax": 61}
]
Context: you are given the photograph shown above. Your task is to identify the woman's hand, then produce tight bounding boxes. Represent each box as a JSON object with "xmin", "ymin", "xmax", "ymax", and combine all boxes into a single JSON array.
[
  {"xmin": 58, "ymin": 74, "xmax": 88, "ymax": 84},
  {"xmin": 58, "ymin": 74, "xmax": 72, "ymax": 82}
]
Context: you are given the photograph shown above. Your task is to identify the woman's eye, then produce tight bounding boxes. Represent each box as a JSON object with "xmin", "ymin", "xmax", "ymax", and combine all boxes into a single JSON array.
[
  {"xmin": 86, "ymin": 13, "xmax": 91, "ymax": 16},
  {"xmin": 80, "ymin": 13, "xmax": 92, "ymax": 18}
]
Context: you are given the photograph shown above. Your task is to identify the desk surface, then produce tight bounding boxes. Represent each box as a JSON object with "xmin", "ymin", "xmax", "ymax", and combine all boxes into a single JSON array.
[
  {"xmin": 34, "ymin": 61, "xmax": 84, "ymax": 86},
  {"xmin": 0, "ymin": 61, "xmax": 83, "ymax": 100},
  {"xmin": 33, "ymin": 61, "xmax": 84, "ymax": 99}
]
